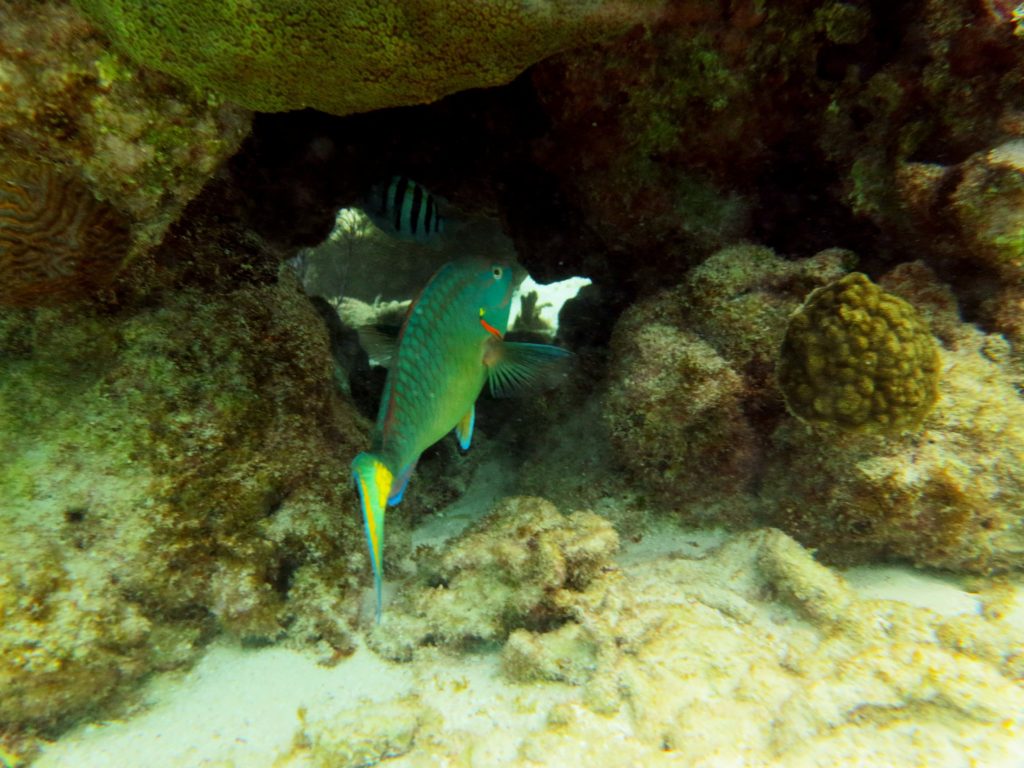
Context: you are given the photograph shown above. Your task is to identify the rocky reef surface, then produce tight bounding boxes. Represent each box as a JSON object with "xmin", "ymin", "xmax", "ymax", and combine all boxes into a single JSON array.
[
  {"xmin": 3, "ymin": 0, "xmax": 1024, "ymax": 760},
  {"xmin": 31, "ymin": 498, "xmax": 1024, "ymax": 767}
]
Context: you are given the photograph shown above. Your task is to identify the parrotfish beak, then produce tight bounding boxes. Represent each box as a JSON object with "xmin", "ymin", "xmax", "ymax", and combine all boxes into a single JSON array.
[{"xmin": 351, "ymin": 453, "xmax": 393, "ymax": 623}]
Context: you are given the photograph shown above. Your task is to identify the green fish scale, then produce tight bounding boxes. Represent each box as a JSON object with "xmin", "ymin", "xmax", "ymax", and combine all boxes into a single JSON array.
[{"xmin": 375, "ymin": 264, "xmax": 492, "ymax": 473}]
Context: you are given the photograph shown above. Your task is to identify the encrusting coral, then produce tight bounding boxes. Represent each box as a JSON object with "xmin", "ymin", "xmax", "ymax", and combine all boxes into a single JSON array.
[
  {"xmin": 777, "ymin": 272, "xmax": 941, "ymax": 433},
  {"xmin": 0, "ymin": 273, "xmax": 367, "ymax": 735},
  {"xmin": 73, "ymin": 0, "xmax": 660, "ymax": 115}
]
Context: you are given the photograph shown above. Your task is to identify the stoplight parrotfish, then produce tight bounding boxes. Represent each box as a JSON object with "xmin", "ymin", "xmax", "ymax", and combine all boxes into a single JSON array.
[{"xmin": 351, "ymin": 259, "xmax": 572, "ymax": 621}]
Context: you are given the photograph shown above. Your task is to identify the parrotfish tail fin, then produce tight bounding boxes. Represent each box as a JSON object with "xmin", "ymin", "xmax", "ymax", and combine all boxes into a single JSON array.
[
  {"xmin": 351, "ymin": 452, "xmax": 393, "ymax": 623},
  {"xmin": 387, "ymin": 460, "xmax": 417, "ymax": 506},
  {"xmin": 454, "ymin": 405, "xmax": 475, "ymax": 451},
  {"xmin": 486, "ymin": 342, "xmax": 574, "ymax": 398}
]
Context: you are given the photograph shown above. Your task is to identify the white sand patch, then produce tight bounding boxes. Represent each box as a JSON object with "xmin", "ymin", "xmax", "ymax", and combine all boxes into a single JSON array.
[
  {"xmin": 843, "ymin": 564, "xmax": 982, "ymax": 616},
  {"xmin": 615, "ymin": 518, "xmax": 728, "ymax": 566},
  {"xmin": 35, "ymin": 643, "xmax": 411, "ymax": 768},
  {"xmin": 412, "ymin": 454, "xmax": 518, "ymax": 549},
  {"xmin": 35, "ymin": 639, "xmax": 575, "ymax": 768}
]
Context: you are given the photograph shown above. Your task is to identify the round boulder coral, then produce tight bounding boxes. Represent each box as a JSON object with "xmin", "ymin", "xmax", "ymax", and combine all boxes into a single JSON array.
[{"xmin": 777, "ymin": 272, "xmax": 940, "ymax": 432}]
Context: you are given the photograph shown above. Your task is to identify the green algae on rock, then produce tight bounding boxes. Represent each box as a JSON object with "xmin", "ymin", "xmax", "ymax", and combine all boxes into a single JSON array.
[
  {"xmin": 0, "ymin": 274, "xmax": 366, "ymax": 735},
  {"xmin": 778, "ymin": 272, "xmax": 941, "ymax": 433},
  {"xmin": 72, "ymin": 0, "xmax": 660, "ymax": 115},
  {"xmin": 0, "ymin": 0, "xmax": 250, "ymax": 278}
]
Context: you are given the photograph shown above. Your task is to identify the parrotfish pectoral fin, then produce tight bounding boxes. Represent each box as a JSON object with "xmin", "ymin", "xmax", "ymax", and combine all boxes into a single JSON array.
[
  {"xmin": 387, "ymin": 460, "xmax": 417, "ymax": 506},
  {"xmin": 351, "ymin": 452, "xmax": 393, "ymax": 622},
  {"xmin": 356, "ymin": 324, "xmax": 401, "ymax": 368},
  {"xmin": 455, "ymin": 405, "xmax": 475, "ymax": 451},
  {"xmin": 486, "ymin": 341, "xmax": 573, "ymax": 398}
]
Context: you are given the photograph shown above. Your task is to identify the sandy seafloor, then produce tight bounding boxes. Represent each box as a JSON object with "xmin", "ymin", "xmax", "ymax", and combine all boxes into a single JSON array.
[{"xmin": 34, "ymin": 507, "xmax": 1024, "ymax": 768}]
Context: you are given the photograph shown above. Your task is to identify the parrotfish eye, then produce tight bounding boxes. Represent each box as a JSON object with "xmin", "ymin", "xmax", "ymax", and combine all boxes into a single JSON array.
[{"xmin": 492, "ymin": 266, "xmax": 503, "ymax": 280}]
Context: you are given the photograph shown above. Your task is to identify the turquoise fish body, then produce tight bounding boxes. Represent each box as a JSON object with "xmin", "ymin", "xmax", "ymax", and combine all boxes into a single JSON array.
[{"xmin": 352, "ymin": 259, "xmax": 571, "ymax": 621}]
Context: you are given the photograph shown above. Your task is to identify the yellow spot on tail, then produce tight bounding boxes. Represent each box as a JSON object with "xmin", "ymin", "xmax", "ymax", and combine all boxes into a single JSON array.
[
  {"xmin": 373, "ymin": 461, "xmax": 392, "ymax": 504},
  {"xmin": 359, "ymin": 460, "xmax": 392, "ymax": 559}
]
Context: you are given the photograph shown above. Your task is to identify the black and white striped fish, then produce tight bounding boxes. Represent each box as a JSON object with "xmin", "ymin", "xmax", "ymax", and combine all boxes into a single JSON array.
[{"xmin": 363, "ymin": 176, "xmax": 445, "ymax": 243}]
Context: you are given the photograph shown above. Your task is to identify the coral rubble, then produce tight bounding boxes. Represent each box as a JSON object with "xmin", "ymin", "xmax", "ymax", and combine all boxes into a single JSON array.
[
  {"xmin": 496, "ymin": 527, "xmax": 1024, "ymax": 765},
  {"xmin": 367, "ymin": 497, "xmax": 618, "ymax": 661}
]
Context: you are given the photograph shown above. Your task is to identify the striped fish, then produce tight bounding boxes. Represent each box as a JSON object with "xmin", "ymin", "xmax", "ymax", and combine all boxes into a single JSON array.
[
  {"xmin": 363, "ymin": 176, "xmax": 445, "ymax": 243},
  {"xmin": 351, "ymin": 259, "xmax": 572, "ymax": 621}
]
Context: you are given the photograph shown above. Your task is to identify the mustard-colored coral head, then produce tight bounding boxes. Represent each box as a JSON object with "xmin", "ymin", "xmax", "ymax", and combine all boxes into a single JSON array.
[{"xmin": 777, "ymin": 272, "xmax": 940, "ymax": 433}]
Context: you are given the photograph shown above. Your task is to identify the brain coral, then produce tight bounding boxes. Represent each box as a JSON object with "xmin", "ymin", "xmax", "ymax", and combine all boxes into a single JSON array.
[
  {"xmin": 73, "ymin": 0, "xmax": 656, "ymax": 115},
  {"xmin": 0, "ymin": 160, "xmax": 130, "ymax": 307},
  {"xmin": 778, "ymin": 272, "xmax": 940, "ymax": 433}
]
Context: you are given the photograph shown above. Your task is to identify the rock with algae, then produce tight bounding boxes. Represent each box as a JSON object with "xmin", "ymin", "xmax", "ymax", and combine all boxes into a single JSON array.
[
  {"xmin": 0, "ymin": 274, "xmax": 366, "ymax": 735},
  {"xmin": 288, "ymin": 696, "xmax": 441, "ymax": 768},
  {"xmin": 766, "ymin": 333, "xmax": 1024, "ymax": 572},
  {"xmin": 500, "ymin": 528, "xmax": 1024, "ymax": 765},
  {"xmin": 603, "ymin": 244, "xmax": 848, "ymax": 517},
  {"xmin": 765, "ymin": 263, "xmax": 1024, "ymax": 572},
  {"xmin": 0, "ymin": 529, "xmax": 152, "ymax": 736},
  {"xmin": 777, "ymin": 271, "xmax": 941, "ymax": 433},
  {"xmin": 73, "ymin": 0, "xmax": 661, "ymax": 115},
  {"xmin": 0, "ymin": 0, "xmax": 250, "ymax": 302},
  {"xmin": 367, "ymin": 496, "xmax": 619, "ymax": 661},
  {"xmin": 604, "ymin": 247, "xmax": 1023, "ymax": 572}
]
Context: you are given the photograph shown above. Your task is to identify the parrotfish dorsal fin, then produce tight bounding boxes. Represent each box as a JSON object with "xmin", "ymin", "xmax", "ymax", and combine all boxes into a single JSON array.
[
  {"xmin": 455, "ymin": 405, "xmax": 475, "ymax": 451},
  {"xmin": 485, "ymin": 341, "xmax": 573, "ymax": 398}
]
